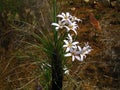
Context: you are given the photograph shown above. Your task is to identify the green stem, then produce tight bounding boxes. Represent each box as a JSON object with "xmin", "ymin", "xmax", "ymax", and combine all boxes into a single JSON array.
[
  {"xmin": 53, "ymin": 0, "xmax": 58, "ymax": 45},
  {"xmin": 51, "ymin": 0, "xmax": 63, "ymax": 90},
  {"xmin": 51, "ymin": 49, "xmax": 63, "ymax": 90}
]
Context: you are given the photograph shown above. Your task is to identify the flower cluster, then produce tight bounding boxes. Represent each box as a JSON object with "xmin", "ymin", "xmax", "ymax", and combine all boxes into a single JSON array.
[
  {"xmin": 52, "ymin": 12, "xmax": 81, "ymax": 34},
  {"xmin": 52, "ymin": 12, "xmax": 92, "ymax": 61}
]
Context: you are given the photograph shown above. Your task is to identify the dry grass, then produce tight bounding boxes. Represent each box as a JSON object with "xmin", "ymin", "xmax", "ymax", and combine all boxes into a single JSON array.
[{"xmin": 0, "ymin": 0, "xmax": 120, "ymax": 90}]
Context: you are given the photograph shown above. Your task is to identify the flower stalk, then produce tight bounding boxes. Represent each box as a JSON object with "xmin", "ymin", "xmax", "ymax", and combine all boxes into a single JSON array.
[
  {"xmin": 51, "ymin": 48, "xmax": 63, "ymax": 90},
  {"xmin": 51, "ymin": 1, "xmax": 92, "ymax": 89},
  {"xmin": 51, "ymin": 11, "xmax": 92, "ymax": 89},
  {"xmin": 51, "ymin": 0, "xmax": 63, "ymax": 90}
]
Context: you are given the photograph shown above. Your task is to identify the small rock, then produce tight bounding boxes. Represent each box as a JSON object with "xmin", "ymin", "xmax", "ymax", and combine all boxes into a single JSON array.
[
  {"xmin": 84, "ymin": 0, "xmax": 90, "ymax": 3},
  {"xmin": 70, "ymin": 7, "xmax": 76, "ymax": 11}
]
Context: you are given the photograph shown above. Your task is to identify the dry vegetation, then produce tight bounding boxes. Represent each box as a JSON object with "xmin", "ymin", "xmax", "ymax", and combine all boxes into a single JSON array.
[{"xmin": 0, "ymin": 0, "xmax": 120, "ymax": 90}]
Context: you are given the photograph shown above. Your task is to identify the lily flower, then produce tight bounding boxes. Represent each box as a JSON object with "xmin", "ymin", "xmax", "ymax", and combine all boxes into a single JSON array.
[
  {"xmin": 63, "ymin": 34, "xmax": 79, "ymax": 52},
  {"xmin": 64, "ymin": 47, "xmax": 81, "ymax": 61},
  {"xmin": 57, "ymin": 12, "xmax": 72, "ymax": 22},
  {"xmin": 51, "ymin": 20, "xmax": 65, "ymax": 30},
  {"xmin": 71, "ymin": 16, "xmax": 82, "ymax": 22},
  {"xmin": 78, "ymin": 43, "xmax": 92, "ymax": 61},
  {"xmin": 64, "ymin": 20, "xmax": 78, "ymax": 34}
]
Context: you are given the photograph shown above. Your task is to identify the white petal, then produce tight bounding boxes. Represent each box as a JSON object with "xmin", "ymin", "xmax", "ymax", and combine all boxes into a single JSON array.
[
  {"xmin": 80, "ymin": 55, "xmax": 84, "ymax": 61},
  {"xmin": 64, "ymin": 70, "xmax": 69, "ymax": 75},
  {"xmin": 84, "ymin": 51, "xmax": 89, "ymax": 54},
  {"xmin": 64, "ymin": 53, "xmax": 72, "ymax": 57},
  {"xmin": 57, "ymin": 15, "xmax": 64, "ymax": 18},
  {"xmin": 63, "ymin": 40, "xmax": 69, "ymax": 45},
  {"xmin": 51, "ymin": 23, "xmax": 59, "ymax": 27},
  {"xmin": 66, "ymin": 12, "xmax": 70, "ymax": 17},
  {"xmin": 66, "ymin": 47, "xmax": 70, "ymax": 52},
  {"xmin": 72, "ymin": 42, "xmax": 79, "ymax": 45},
  {"xmin": 72, "ymin": 29, "xmax": 77, "ymax": 35},
  {"xmin": 72, "ymin": 55, "xmax": 75, "ymax": 61},
  {"xmin": 72, "ymin": 45, "xmax": 77, "ymax": 48},
  {"xmin": 75, "ymin": 56, "xmax": 81, "ymax": 61},
  {"xmin": 63, "ymin": 45, "xmax": 68, "ymax": 47},
  {"xmin": 72, "ymin": 21, "xmax": 77, "ymax": 25},
  {"xmin": 64, "ymin": 26, "xmax": 70, "ymax": 32},
  {"xmin": 56, "ymin": 27, "xmax": 59, "ymax": 30},
  {"xmin": 68, "ymin": 34, "xmax": 72, "ymax": 42},
  {"xmin": 62, "ymin": 12, "xmax": 65, "ymax": 17},
  {"xmin": 81, "ymin": 54, "xmax": 86, "ymax": 61},
  {"xmin": 78, "ymin": 19, "xmax": 82, "ymax": 22},
  {"xmin": 78, "ymin": 46, "xmax": 82, "ymax": 51}
]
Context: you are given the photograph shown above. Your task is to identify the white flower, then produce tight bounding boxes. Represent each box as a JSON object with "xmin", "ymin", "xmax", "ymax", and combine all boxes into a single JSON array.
[
  {"xmin": 51, "ymin": 20, "xmax": 65, "ymax": 30},
  {"xmin": 63, "ymin": 66, "xmax": 69, "ymax": 75},
  {"xmin": 64, "ymin": 20, "xmax": 78, "ymax": 34},
  {"xmin": 71, "ymin": 16, "xmax": 82, "ymax": 22},
  {"xmin": 57, "ymin": 12, "xmax": 72, "ymax": 22},
  {"xmin": 83, "ymin": 43, "xmax": 92, "ymax": 54},
  {"xmin": 64, "ymin": 47, "xmax": 81, "ymax": 61},
  {"xmin": 64, "ymin": 43, "xmax": 92, "ymax": 62},
  {"xmin": 63, "ymin": 34, "xmax": 79, "ymax": 52},
  {"xmin": 78, "ymin": 43, "xmax": 92, "ymax": 61},
  {"xmin": 77, "ymin": 46, "xmax": 84, "ymax": 61}
]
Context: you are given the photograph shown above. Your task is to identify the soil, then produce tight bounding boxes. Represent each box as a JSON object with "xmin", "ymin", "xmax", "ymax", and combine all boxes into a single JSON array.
[{"xmin": 0, "ymin": 0, "xmax": 120, "ymax": 90}]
